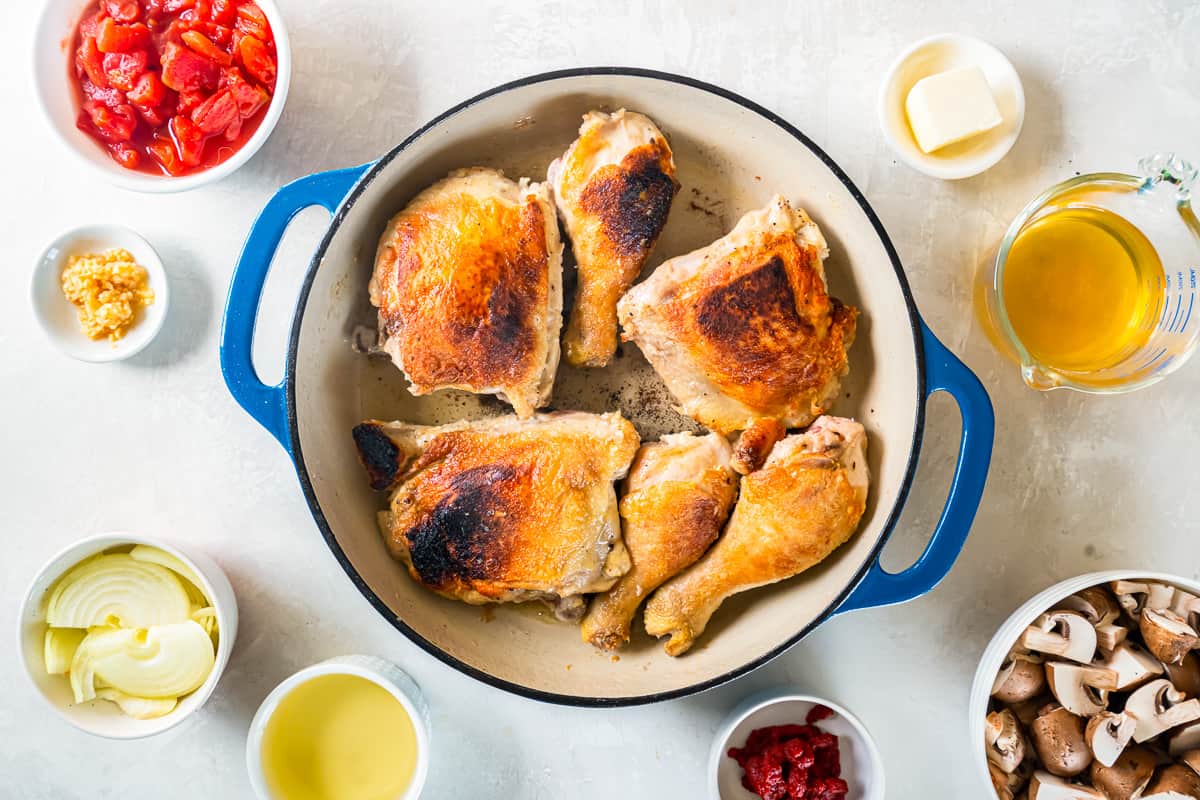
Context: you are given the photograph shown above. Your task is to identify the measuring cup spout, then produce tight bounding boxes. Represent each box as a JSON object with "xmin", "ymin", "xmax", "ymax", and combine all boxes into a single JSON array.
[{"xmin": 1021, "ymin": 363, "xmax": 1061, "ymax": 391}]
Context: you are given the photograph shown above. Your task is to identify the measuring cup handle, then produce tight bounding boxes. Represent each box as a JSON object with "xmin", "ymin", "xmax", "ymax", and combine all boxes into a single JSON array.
[
  {"xmin": 837, "ymin": 321, "xmax": 995, "ymax": 614},
  {"xmin": 219, "ymin": 164, "xmax": 369, "ymax": 450}
]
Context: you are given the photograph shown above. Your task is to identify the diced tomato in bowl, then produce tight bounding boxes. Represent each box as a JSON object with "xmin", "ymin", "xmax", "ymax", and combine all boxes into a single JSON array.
[{"xmin": 54, "ymin": 0, "xmax": 286, "ymax": 183}]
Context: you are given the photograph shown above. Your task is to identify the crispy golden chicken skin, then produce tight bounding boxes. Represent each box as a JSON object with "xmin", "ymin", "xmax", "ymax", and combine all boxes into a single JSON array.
[
  {"xmin": 618, "ymin": 195, "xmax": 858, "ymax": 435},
  {"xmin": 369, "ymin": 167, "xmax": 563, "ymax": 417},
  {"xmin": 352, "ymin": 412, "xmax": 639, "ymax": 620},
  {"xmin": 549, "ymin": 110, "xmax": 678, "ymax": 368},
  {"xmin": 580, "ymin": 432, "xmax": 737, "ymax": 651},
  {"xmin": 643, "ymin": 417, "xmax": 869, "ymax": 656}
]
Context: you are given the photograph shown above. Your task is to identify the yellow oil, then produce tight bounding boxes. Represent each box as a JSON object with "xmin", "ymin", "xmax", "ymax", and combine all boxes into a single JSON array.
[
  {"xmin": 261, "ymin": 674, "xmax": 418, "ymax": 800},
  {"xmin": 1001, "ymin": 206, "xmax": 1163, "ymax": 373}
]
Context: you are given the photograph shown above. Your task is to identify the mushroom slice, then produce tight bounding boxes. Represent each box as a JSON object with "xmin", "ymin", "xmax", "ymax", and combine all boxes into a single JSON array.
[
  {"xmin": 1085, "ymin": 712, "xmax": 1136, "ymax": 768},
  {"xmin": 991, "ymin": 762, "xmax": 1016, "ymax": 800},
  {"xmin": 1165, "ymin": 654, "xmax": 1200, "ymax": 698},
  {"xmin": 995, "ymin": 654, "xmax": 1049, "ymax": 704},
  {"xmin": 1180, "ymin": 750, "xmax": 1200, "ymax": 778},
  {"xmin": 1097, "ymin": 623, "xmax": 1131, "ymax": 655},
  {"xmin": 1170, "ymin": 722, "xmax": 1200, "ymax": 757},
  {"xmin": 1089, "ymin": 744, "xmax": 1156, "ymax": 800},
  {"xmin": 1059, "ymin": 587, "xmax": 1123, "ymax": 626},
  {"xmin": 1112, "ymin": 580, "xmax": 1151, "ymax": 619},
  {"xmin": 1142, "ymin": 764, "xmax": 1200, "ymax": 798},
  {"xmin": 1172, "ymin": 591, "xmax": 1200, "ymax": 630},
  {"xmin": 1046, "ymin": 663, "xmax": 1117, "ymax": 716},
  {"xmin": 1031, "ymin": 705, "xmax": 1094, "ymax": 778},
  {"xmin": 1097, "ymin": 642, "xmax": 1166, "ymax": 691},
  {"xmin": 1142, "ymin": 609, "xmax": 1200, "ymax": 666},
  {"xmin": 1027, "ymin": 771, "xmax": 1104, "ymax": 799},
  {"xmin": 1023, "ymin": 612, "xmax": 1100, "ymax": 664},
  {"xmin": 988, "ymin": 709, "xmax": 1030, "ymax": 773},
  {"xmin": 1126, "ymin": 679, "xmax": 1200, "ymax": 742}
]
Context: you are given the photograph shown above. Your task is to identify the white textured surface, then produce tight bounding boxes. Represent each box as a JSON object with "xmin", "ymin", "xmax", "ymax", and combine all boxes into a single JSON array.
[{"xmin": 3, "ymin": 1, "xmax": 1199, "ymax": 798}]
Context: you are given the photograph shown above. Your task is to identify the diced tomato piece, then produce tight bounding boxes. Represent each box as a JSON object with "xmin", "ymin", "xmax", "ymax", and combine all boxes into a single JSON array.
[
  {"xmin": 148, "ymin": 135, "xmax": 185, "ymax": 175},
  {"xmin": 79, "ymin": 101, "xmax": 138, "ymax": 142},
  {"xmin": 160, "ymin": 42, "xmax": 220, "ymax": 91},
  {"xmin": 112, "ymin": 142, "xmax": 141, "ymax": 168},
  {"xmin": 204, "ymin": 22, "xmax": 233, "ymax": 47},
  {"xmin": 81, "ymin": 79, "xmax": 126, "ymax": 107},
  {"xmin": 96, "ymin": 19, "xmax": 152, "ymax": 53},
  {"xmin": 169, "ymin": 115, "xmax": 206, "ymax": 165},
  {"xmin": 162, "ymin": 0, "xmax": 196, "ymax": 12},
  {"xmin": 225, "ymin": 73, "xmax": 268, "ymax": 118},
  {"xmin": 192, "ymin": 89, "xmax": 238, "ymax": 134},
  {"xmin": 236, "ymin": 35, "xmax": 275, "ymax": 86},
  {"xmin": 209, "ymin": 0, "xmax": 236, "ymax": 24},
  {"xmin": 102, "ymin": 50, "xmax": 148, "ymax": 92},
  {"xmin": 79, "ymin": 10, "xmax": 107, "ymax": 39},
  {"xmin": 100, "ymin": 0, "xmax": 141, "ymax": 22},
  {"xmin": 176, "ymin": 89, "xmax": 206, "ymax": 114},
  {"xmin": 234, "ymin": 3, "xmax": 269, "ymax": 41},
  {"xmin": 77, "ymin": 37, "xmax": 109, "ymax": 87},
  {"xmin": 194, "ymin": 0, "xmax": 212, "ymax": 20},
  {"xmin": 223, "ymin": 112, "xmax": 242, "ymax": 141},
  {"xmin": 133, "ymin": 102, "xmax": 167, "ymax": 127},
  {"xmin": 181, "ymin": 30, "xmax": 232, "ymax": 65},
  {"xmin": 126, "ymin": 71, "xmax": 167, "ymax": 107}
]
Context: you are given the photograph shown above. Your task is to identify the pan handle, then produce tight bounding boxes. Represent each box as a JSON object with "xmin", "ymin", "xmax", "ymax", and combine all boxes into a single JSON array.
[
  {"xmin": 219, "ymin": 165, "xmax": 369, "ymax": 450},
  {"xmin": 836, "ymin": 320, "xmax": 994, "ymax": 614}
]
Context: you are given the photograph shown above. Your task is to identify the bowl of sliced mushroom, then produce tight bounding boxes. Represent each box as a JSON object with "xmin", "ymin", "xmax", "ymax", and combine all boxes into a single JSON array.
[{"xmin": 971, "ymin": 572, "xmax": 1200, "ymax": 800}]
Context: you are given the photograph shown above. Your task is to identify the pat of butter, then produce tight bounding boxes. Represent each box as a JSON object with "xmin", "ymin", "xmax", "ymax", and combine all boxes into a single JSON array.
[{"xmin": 905, "ymin": 66, "xmax": 1003, "ymax": 153}]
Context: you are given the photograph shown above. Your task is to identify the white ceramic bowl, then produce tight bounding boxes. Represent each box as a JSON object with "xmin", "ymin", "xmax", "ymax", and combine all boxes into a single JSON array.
[
  {"xmin": 16, "ymin": 532, "xmax": 239, "ymax": 739},
  {"xmin": 246, "ymin": 655, "xmax": 431, "ymax": 800},
  {"xmin": 878, "ymin": 33, "xmax": 1025, "ymax": 180},
  {"xmin": 969, "ymin": 570, "xmax": 1200, "ymax": 796},
  {"xmin": 32, "ymin": 224, "xmax": 170, "ymax": 362},
  {"xmin": 710, "ymin": 689, "xmax": 885, "ymax": 800},
  {"xmin": 32, "ymin": 0, "xmax": 291, "ymax": 192}
]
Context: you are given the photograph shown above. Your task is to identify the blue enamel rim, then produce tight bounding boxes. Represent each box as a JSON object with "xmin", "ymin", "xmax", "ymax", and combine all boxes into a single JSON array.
[{"xmin": 220, "ymin": 66, "xmax": 994, "ymax": 707}]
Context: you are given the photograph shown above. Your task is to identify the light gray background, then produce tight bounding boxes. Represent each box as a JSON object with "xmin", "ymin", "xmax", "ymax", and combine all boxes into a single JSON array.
[{"xmin": 2, "ymin": 1, "xmax": 1199, "ymax": 797}]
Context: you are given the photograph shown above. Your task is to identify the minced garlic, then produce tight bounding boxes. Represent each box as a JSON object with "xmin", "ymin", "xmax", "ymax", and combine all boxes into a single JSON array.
[{"xmin": 60, "ymin": 249, "xmax": 155, "ymax": 342}]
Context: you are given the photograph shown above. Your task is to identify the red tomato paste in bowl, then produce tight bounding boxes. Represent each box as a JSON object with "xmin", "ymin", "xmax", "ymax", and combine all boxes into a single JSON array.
[
  {"xmin": 727, "ymin": 705, "xmax": 850, "ymax": 800},
  {"xmin": 70, "ymin": 0, "xmax": 278, "ymax": 176}
]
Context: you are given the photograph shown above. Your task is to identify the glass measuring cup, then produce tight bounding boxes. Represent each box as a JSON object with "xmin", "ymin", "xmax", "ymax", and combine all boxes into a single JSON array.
[{"xmin": 982, "ymin": 153, "xmax": 1200, "ymax": 393}]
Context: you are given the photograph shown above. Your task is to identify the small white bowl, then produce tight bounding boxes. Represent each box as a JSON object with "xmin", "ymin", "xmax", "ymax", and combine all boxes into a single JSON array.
[
  {"xmin": 246, "ymin": 655, "xmax": 431, "ymax": 800},
  {"xmin": 32, "ymin": 0, "xmax": 291, "ymax": 193},
  {"xmin": 32, "ymin": 224, "xmax": 170, "ymax": 362},
  {"xmin": 878, "ymin": 33, "xmax": 1025, "ymax": 180},
  {"xmin": 710, "ymin": 689, "xmax": 885, "ymax": 800},
  {"xmin": 16, "ymin": 532, "xmax": 239, "ymax": 739},
  {"xmin": 969, "ymin": 570, "xmax": 1200, "ymax": 796}
]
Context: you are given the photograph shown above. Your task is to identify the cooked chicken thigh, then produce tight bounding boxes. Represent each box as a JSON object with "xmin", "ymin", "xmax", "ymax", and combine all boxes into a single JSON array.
[
  {"xmin": 643, "ymin": 416, "xmax": 869, "ymax": 655},
  {"xmin": 352, "ymin": 411, "xmax": 639, "ymax": 620},
  {"xmin": 618, "ymin": 195, "xmax": 858, "ymax": 435},
  {"xmin": 580, "ymin": 432, "xmax": 737, "ymax": 650},
  {"xmin": 369, "ymin": 167, "xmax": 563, "ymax": 417},
  {"xmin": 549, "ymin": 109, "xmax": 678, "ymax": 368}
]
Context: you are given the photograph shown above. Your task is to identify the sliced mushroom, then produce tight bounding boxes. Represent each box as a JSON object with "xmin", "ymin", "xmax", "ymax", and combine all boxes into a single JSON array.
[
  {"xmin": 1089, "ymin": 744, "xmax": 1156, "ymax": 800},
  {"xmin": 1165, "ymin": 654, "xmax": 1200, "ymax": 698},
  {"xmin": 1148, "ymin": 583, "xmax": 1181, "ymax": 613},
  {"xmin": 1097, "ymin": 642, "xmax": 1166, "ymax": 691},
  {"xmin": 1032, "ymin": 704, "xmax": 1094, "ymax": 777},
  {"xmin": 1112, "ymin": 580, "xmax": 1151, "ymax": 619},
  {"xmin": 1142, "ymin": 763, "xmax": 1200, "ymax": 798},
  {"xmin": 1126, "ymin": 679, "xmax": 1200, "ymax": 742},
  {"xmin": 1086, "ymin": 712, "xmax": 1137, "ymax": 768},
  {"xmin": 1180, "ymin": 749, "xmax": 1200, "ymax": 778},
  {"xmin": 1170, "ymin": 722, "xmax": 1200, "ymax": 757},
  {"xmin": 1046, "ymin": 663, "xmax": 1118, "ymax": 716},
  {"xmin": 1059, "ymin": 588, "xmax": 1123, "ymax": 627},
  {"xmin": 1027, "ymin": 771, "xmax": 1104, "ymax": 799},
  {"xmin": 989, "ymin": 709, "xmax": 1030, "ymax": 773},
  {"xmin": 995, "ymin": 654, "xmax": 1050, "ymax": 704},
  {"xmin": 1173, "ymin": 591, "xmax": 1200, "ymax": 631},
  {"xmin": 1142, "ymin": 609, "xmax": 1200, "ymax": 666},
  {"xmin": 992, "ymin": 761, "xmax": 1017, "ymax": 800},
  {"xmin": 1023, "ymin": 612, "xmax": 1100, "ymax": 664},
  {"xmin": 1013, "ymin": 694, "xmax": 1057, "ymax": 727}
]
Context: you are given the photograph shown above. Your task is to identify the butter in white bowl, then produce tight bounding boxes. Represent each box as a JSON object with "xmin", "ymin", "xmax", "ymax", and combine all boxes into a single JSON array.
[{"xmin": 905, "ymin": 66, "xmax": 1003, "ymax": 154}]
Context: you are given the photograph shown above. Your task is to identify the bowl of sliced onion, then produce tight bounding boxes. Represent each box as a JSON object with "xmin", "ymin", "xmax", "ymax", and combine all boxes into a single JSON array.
[{"xmin": 16, "ymin": 532, "xmax": 237, "ymax": 738}]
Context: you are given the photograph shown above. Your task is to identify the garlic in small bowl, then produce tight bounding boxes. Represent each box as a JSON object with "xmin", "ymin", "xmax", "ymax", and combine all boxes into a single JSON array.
[{"xmin": 16, "ymin": 533, "xmax": 237, "ymax": 738}]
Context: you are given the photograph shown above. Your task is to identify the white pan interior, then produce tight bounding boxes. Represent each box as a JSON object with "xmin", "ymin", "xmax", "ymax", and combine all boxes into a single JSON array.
[{"xmin": 291, "ymin": 72, "xmax": 922, "ymax": 702}]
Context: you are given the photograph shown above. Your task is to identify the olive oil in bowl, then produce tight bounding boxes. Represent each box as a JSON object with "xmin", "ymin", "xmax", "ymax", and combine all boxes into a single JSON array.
[
  {"xmin": 259, "ymin": 673, "xmax": 419, "ymax": 800},
  {"xmin": 1001, "ymin": 205, "xmax": 1163, "ymax": 374}
]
